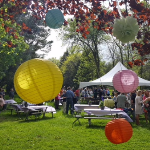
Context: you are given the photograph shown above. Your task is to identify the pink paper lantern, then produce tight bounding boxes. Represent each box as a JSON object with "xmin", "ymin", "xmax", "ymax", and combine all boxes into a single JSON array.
[{"xmin": 113, "ymin": 70, "xmax": 139, "ymax": 93}]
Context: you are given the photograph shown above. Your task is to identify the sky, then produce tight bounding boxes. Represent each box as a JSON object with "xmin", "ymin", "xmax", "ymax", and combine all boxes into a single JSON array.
[{"xmin": 44, "ymin": 29, "xmax": 68, "ymax": 60}]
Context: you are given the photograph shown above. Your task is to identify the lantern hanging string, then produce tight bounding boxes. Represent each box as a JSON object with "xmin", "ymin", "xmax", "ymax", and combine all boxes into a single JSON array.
[
  {"xmin": 124, "ymin": 0, "xmax": 128, "ymax": 16},
  {"xmin": 119, "ymin": 61, "xmax": 123, "ymax": 72},
  {"xmin": 99, "ymin": 73, "xmax": 103, "ymax": 90},
  {"xmin": 117, "ymin": 0, "xmax": 123, "ymax": 18}
]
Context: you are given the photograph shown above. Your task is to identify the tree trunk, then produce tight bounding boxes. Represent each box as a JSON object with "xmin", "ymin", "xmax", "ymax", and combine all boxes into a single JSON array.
[
  {"xmin": 92, "ymin": 49, "xmax": 100, "ymax": 78},
  {"xmin": 119, "ymin": 48, "xmax": 124, "ymax": 64}
]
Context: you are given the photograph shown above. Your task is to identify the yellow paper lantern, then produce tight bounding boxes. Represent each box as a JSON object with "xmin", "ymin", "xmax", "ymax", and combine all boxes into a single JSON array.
[{"xmin": 14, "ymin": 58, "xmax": 63, "ymax": 104}]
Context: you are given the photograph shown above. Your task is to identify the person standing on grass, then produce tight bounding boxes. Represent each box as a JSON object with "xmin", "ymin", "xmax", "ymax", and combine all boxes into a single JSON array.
[
  {"xmin": 62, "ymin": 90, "xmax": 67, "ymax": 113},
  {"xmin": 98, "ymin": 88, "xmax": 102, "ymax": 100},
  {"xmin": 131, "ymin": 90, "xmax": 136, "ymax": 122},
  {"xmin": 84, "ymin": 88, "xmax": 88, "ymax": 98},
  {"xmin": 0, "ymin": 88, "xmax": 5, "ymax": 99},
  {"xmin": 80, "ymin": 88, "xmax": 85, "ymax": 98},
  {"xmin": 102, "ymin": 88, "xmax": 106, "ymax": 96},
  {"xmin": 9, "ymin": 88, "xmax": 15, "ymax": 99},
  {"xmin": 55, "ymin": 93, "xmax": 60, "ymax": 110},
  {"xmin": 116, "ymin": 93, "xmax": 128, "ymax": 109},
  {"xmin": 66, "ymin": 87, "xmax": 74, "ymax": 115},
  {"xmin": 113, "ymin": 92, "xmax": 118, "ymax": 108},
  {"xmin": 143, "ymin": 90, "xmax": 150, "ymax": 124},
  {"xmin": 93, "ymin": 87, "xmax": 98, "ymax": 99},
  {"xmin": 107, "ymin": 89, "xmax": 110, "ymax": 96},
  {"xmin": 0, "ymin": 97, "xmax": 7, "ymax": 111},
  {"xmin": 135, "ymin": 90, "xmax": 143, "ymax": 126},
  {"xmin": 112, "ymin": 90, "xmax": 114, "ymax": 97},
  {"xmin": 143, "ymin": 100, "xmax": 150, "ymax": 123},
  {"xmin": 0, "ymin": 98, "xmax": 5, "ymax": 108},
  {"xmin": 89, "ymin": 89, "xmax": 93, "ymax": 98},
  {"xmin": 0, "ymin": 89, "xmax": 3, "ymax": 98},
  {"xmin": 75, "ymin": 88, "xmax": 80, "ymax": 102},
  {"xmin": 143, "ymin": 91, "xmax": 150, "ymax": 124}
]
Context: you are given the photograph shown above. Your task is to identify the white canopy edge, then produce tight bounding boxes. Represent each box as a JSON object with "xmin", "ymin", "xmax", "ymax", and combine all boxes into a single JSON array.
[{"xmin": 79, "ymin": 62, "xmax": 150, "ymax": 88}]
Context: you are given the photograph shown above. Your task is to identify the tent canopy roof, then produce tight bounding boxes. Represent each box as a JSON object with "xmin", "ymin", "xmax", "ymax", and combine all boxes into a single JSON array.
[{"xmin": 79, "ymin": 62, "xmax": 150, "ymax": 88}]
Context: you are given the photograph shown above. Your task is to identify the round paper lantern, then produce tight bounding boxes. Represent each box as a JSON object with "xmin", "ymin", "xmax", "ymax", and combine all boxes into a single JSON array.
[
  {"xmin": 14, "ymin": 59, "xmax": 63, "ymax": 104},
  {"xmin": 113, "ymin": 16, "xmax": 139, "ymax": 43},
  {"xmin": 45, "ymin": 9, "xmax": 64, "ymax": 29},
  {"xmin": 113, "ymin": 70, "xmax": 139, "ymax": 93},
  {"xmin": 105, "ymin": 119, "xmax": 133, "ymax": 144},
  {"xmin": 104, "ymin": 99, "xmax": 114, "ymax": 108}
]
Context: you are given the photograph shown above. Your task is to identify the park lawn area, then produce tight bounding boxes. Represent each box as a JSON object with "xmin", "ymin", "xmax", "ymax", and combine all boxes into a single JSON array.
[{"xmin": 0, "ymin": 103, "xmax": 150, "ymax": 150}]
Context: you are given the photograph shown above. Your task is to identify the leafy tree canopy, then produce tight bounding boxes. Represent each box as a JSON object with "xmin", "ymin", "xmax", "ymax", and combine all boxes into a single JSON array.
[
  {"xmin": 0, "ymin": 0, "xmax": 150, "ymax": 67},
  {"xmin": 0, "ymin": 2, "xmax": 29, "ymax": 79}
]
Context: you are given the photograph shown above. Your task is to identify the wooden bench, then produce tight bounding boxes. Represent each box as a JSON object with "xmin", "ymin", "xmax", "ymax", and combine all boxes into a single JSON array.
[
  {"xmin": 25, "ymin": 107, "xmax": 56, "ymax": 120},
  {"xmin": 84, "ymin": 116, "xmax": 125, "ymax": 125},
  {"xmin": 84, "ymin": 116, "xmax": 114, "ymax": 125},
  {"xmin": 31, "ymin": 112, "xmax": 43, "ymax": 120},
  {"xmin": 25, "ymin": 110, "xmax": 43, "ymax": 120}
]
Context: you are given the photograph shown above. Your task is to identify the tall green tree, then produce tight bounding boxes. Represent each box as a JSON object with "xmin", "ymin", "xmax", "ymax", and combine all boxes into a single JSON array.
[
  {"xmin": 61, "ymin": 52, "xmax": 81, "ymax": 88},
  {"xmin": 74, "ymin": 50, "xmax": 97, "ymax": 83},
  {"xmin": 59, "ymin": 50, "xmax": 69, "ymax": 69},
  {"xmin": 60, "ymin": 19, "xmax": 110, "ymax": 78},
  {"xmin": 48, "ymin": 57, "xmax": 60, "ymax": 67},
  {"xmin": 74, "ymin": 49, "xmax": 107, "ymax": 85}
]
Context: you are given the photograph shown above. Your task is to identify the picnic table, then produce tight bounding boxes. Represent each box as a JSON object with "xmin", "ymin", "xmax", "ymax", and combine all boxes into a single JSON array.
[
  {"xmin": 74, "ymin": 104, "xmax": 110, "ymax": 112},
  {"xmin": 10, "ymin": 104, "xmax": 56, "ymax": 120},
  {"xmin": 5, "ymin": 99, "xmax": 17, "ymax": 104},
  {"xmin": 72, "ymin": 104, "xmax": 133, "ymax": 126},
  {"xmin": 4, "ymin": 100, "xmax": 17, "ymax": 114},
  {"xmin": 84, "ymin": 108, "xmax": 133, "ymax": 125},
  {"xmin": 23, "ymin": 105, "xmax": 56, "ymax": 119},
  {"xmin": 72, "ymin": 104, "xmax": 109, "ymax": 126},
  {"xmin": 74, "ymin": 104, "xmax": 100, "ymax": 111}
]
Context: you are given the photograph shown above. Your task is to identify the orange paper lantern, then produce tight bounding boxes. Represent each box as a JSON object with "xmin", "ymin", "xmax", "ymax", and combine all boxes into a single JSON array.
[{"xmin": 105, "ymin": 119, "xmax": 133, "ymax": 144}]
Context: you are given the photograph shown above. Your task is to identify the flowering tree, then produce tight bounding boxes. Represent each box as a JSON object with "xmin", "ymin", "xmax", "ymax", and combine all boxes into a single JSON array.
[{"xmin": 0, "ymin": 0, "xmax": 150, "ymax": 67}]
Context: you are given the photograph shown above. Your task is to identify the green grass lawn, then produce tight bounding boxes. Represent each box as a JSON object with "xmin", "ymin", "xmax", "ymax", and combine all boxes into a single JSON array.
[{"xmin": 0, "ymin": 102, "xmax": 150, "ymax": 150}]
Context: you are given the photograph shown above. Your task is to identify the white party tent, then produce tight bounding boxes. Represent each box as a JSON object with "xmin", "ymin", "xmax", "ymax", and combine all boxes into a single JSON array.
[{"xmin": 79, "ymin": 62, "xmax": 150, "ymax": 88}]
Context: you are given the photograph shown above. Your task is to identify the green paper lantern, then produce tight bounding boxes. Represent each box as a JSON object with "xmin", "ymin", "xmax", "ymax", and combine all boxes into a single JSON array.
[
  {"xmin": 112, "ymin": 16, "xmax": 139, "ymax": 43},
  {"xmin": 45, "ymin": 9, "xmax": 64, "ymax": 29}
]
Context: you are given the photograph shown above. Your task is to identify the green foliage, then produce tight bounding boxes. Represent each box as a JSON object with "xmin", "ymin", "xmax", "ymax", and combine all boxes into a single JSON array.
[
  {"xmin": 75, "ymin": 50, "xmax": 106, "ymax": 84},
  {"xmin": 74, "ymin": 52, "xmax": 96, "ymax": 82},
  {"xmin": 61, "ymin": 53, "xmax": 81, "ymax": 88},
  {"xmin": 61, "ymin": 19, "xmax": 109, "ymax": 78},
  {"xmin": 99, "ymin": 101, "xmax": 104, "ymax": 107},
  {"xmin": 59, "ymin": 50, "xmax": 70, "ymax": 68},
  {"xmin": 48, "ymin": 57, "xmax": 60, "ymax": 67},
  {"xmin": 0, "ymin": 17, "xmax": 29, "ymax": 79}
]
